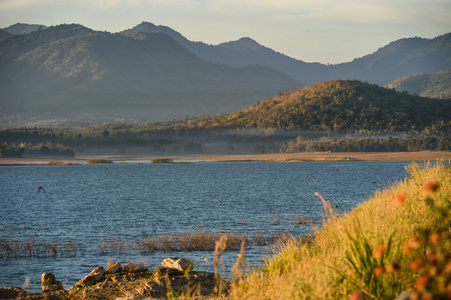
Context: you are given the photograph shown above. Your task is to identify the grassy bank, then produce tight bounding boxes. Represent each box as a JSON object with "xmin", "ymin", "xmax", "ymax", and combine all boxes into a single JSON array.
[{"xmin": 227, "ymin": 161, "xmax": 450, "ymax": 299}]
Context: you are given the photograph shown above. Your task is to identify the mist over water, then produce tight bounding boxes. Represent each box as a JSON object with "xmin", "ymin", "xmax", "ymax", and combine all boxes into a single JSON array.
[{"xmin": 0, "ymin": 161, "xmax": 413, "ymax": 292}]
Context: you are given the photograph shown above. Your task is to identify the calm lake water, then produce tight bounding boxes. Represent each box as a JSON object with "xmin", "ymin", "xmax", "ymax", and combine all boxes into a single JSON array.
[{"xmin": 0, "ymin": 161, "xmax": 416, "ymax": 292}]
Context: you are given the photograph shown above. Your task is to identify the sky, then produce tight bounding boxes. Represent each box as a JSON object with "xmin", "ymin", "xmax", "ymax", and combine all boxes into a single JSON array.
[{"xmin": 0, "ymin": 0, "xmax": 450, "ymax": 64}]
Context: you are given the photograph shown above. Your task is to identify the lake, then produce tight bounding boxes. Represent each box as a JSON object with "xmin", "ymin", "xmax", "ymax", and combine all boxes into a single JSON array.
[{"xmin": 0, "ymin": 160, "xmax": 415, "ymax": 292}]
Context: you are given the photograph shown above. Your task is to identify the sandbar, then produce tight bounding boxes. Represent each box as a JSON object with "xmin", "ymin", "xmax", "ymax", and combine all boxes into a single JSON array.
[{"xmin": 1, "ymin": 151, "xmax": 450, "ymax": 165}]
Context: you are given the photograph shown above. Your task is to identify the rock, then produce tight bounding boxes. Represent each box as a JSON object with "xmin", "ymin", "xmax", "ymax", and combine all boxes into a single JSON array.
[
  {"xmin": 106, "ymin": 262, "xmax": 122, "ymax": 274},
  {"xmin": 123, "ymin": 263, "xmax": 136, "ymax": 273},
  {"xmin": 76, "ymin": 266, "xmax": 106, "ymax": 287},
  {"xmin": 123, "ymin": 262, "xmax": 148, "ymax": 273},
  {"xmin": 0, "ymin": 287, "xmax": 30, "ymax": 298},
  {"xmin": 41, "ymin": 272, "xmax": 64, "ymax": 292},
  {"xmin": 161, "ymin": 257, "xmax": 194, "ymax": 272},
  {"xmin": 41, "ymin": 272, "xmax": 56, "ymax": 290}
]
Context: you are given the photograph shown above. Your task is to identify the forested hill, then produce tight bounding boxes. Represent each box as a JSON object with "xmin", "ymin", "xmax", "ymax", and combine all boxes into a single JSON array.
[
  {"xmin": 0, "ymin": 24, "xmax": 300, "ymax": 127},
  {"xmin": 197, "ymin": 80, "xmax": 451, "ymax": 133}
]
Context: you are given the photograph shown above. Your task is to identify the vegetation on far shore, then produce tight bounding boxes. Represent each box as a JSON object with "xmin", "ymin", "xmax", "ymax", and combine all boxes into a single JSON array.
[{"xmin": 1, "ymin": 80, "xmax": 450, "ymax": 157}]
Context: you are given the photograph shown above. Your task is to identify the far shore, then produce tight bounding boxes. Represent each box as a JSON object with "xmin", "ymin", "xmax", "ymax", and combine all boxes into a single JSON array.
[{"xmin": 1, "ymin": 151, "xmax": 450, "ymax": 165}]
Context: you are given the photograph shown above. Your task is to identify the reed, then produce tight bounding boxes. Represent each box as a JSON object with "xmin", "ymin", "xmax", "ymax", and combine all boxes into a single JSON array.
[
  {"xmin": 92, "ymin": 230, "xmax": 290, "ymax": 255},
  {"xmin": 0, "ymin": 235, "xmax": 80, "ymax": 258},
  {"xmin": 269, "ymin": 215, "xmax": 281, "ymax": 225},
  {"xmin": 133, "ymin": 231, "xmax": 287, "ymax": 253},
  {"xmin": 98, "ymin": 238, "xmax": 129, "ymax": 254},
  {"xmin": 289, "ymin": 214, "xmax": 317, "ymax": 226}
]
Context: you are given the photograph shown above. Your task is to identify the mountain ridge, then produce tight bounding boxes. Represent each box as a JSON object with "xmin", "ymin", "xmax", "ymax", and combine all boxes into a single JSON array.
[
  {"xmin": 120, "ymin": 22, "xmax": 450, "ymax": 85},
  {"xmin": 0, "ymin": 24, "xmax": 301, "ymax": 127}
]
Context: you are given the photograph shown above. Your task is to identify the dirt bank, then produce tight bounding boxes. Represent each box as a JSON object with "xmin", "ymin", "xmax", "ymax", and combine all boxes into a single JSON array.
[{"xmin": 1, "ymin": 151, "xmax": 450, "ymax": 165}]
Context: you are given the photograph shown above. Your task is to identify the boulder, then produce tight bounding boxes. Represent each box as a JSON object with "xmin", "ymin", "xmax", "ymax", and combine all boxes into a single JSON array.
[
  {"xmin": 41, "ymin": 272, "xmax": 64, "ymax": 292},
  {"xmin": 123, "ymin": 262, "xmax": 148, "ymax": 273},
  {"xmin": 76, "ymin": 266, "xmax": 105, "ymax": 287},
  {"xmin": 106, "ymin": 262, "xmax": 123, "ymax": 274},
  {"xmin": 161, "ymin": 257, "xmax": 194, "ymax": 272}
]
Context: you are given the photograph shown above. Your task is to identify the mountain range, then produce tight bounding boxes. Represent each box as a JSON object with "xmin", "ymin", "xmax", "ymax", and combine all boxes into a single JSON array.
[
  {"xmin": 0, "ymin": 24, "xmax": 299, "ymax": 126},
  {"xmin": 121, "ymin": 22, "xmax": 451, "ymax": 85},
  {"xmin": 0, "ymin": 22, "xmax": 450, "ymax": 127}
]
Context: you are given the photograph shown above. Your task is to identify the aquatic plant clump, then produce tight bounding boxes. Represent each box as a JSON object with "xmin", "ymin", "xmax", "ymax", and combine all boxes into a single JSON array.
[
  {"xmin": 97, "ymin": 231, "xmax": 290, "ymax": 255},
  {"xmin": 85, "ymin": 159, "xmax": 113, "ymax": 164},
  {"xmin": 0, "ymin": 236, "xmax": 81, "ymax": 258}
]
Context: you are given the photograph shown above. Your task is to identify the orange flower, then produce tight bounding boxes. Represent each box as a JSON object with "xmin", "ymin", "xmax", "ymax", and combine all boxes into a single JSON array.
[
  {"xmin": 409, "ymin": 291, "xmax": 421, "ymax": 300},
  {"xmin": 386, "ymin": 263, "xmax": 400, "ymax": 273},
  {"xmin": 444, "ymin": 261, "xmax": 451, "ymax": 274},
  {"xmin": 410, "ymin": 261, "xmax": 425, "ymax": 271},
  {"xmin": 425, "ymin": 250, "xmax": 436, "ymax": 264},
  {"xmin": 374, "ymin": 245, "xmax": 387, "ymax": 258},
  {"xmin": 420, "ymin": 292, "xmax": 434, "ymax": 300},
  {"xmin": 403, "ymin": 243, "xmax": 412, "ymax": 254},
  {"xmin": 429, "ymin": 232, "xmax": 441, "ymax": 244},
  {"xmin": 415, "ymin": 275, "xmax": 429, "ymax": 290},
  {"xmin": 404, "ymin": 236, "xmax": 423, "ymax": 253},
  {"xmin": 349, "ymin": 291, "xmax": 364, "ymax": 300},
  {"xmin": 373, "ymin": 267, "xmax": 385, "ymax": 276},
  {"xmin": 391, "ymin": 193, "xmax": 406, "ymax": 206},
  {"xmin": 429, "ymin": 266, "xmax": 438, "ymax": 277},
  {"xmin": 423, "ymin": 180, "xmax": 440, "ymax": 193}
]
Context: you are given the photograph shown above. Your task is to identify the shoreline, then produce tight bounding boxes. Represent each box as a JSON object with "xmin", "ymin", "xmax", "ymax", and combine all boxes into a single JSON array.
[{"xmin": 1, "ymin": 151, "xmax": 450, "ymax": 165}]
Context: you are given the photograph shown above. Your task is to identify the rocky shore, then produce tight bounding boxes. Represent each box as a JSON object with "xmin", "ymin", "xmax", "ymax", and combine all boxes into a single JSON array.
[{"xmin": 0, "ymin": 257, "xmax": 228, "ymax": 299}]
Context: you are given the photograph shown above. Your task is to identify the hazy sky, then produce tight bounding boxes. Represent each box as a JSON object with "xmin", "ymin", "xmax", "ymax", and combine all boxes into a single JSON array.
[{"xmin": 0, "ymin": 0, "xmax": 449, "ymax": 64}]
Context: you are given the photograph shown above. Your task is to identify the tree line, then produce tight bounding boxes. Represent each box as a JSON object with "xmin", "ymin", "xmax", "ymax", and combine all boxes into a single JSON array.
[
  {"xmin": 278, "ymin": 136, "xmax": 451, "ymax": 153},
  {"xmin": 0, "ymin": 141, "xmax": 74, "ymax": 158}
]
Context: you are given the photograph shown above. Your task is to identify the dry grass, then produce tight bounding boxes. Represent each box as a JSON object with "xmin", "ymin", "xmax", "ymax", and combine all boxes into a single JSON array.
[{"xmin": 227, "ymin": 160, "xmax": 451, "ymax": 299}]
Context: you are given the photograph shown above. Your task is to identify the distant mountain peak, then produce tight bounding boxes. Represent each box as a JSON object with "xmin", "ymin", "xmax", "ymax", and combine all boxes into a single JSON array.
[
  {"xmin": 237, "ymin": 37, "xmax": 259, "ymax": 44},
  {"xmin": 120, "ymin": 21, "xmax": 187, "ymax": 45},
  {"xmin": 218, "ymin": 37, "xmax": 263, "ymax": 51},
  {"xmin": 2, "ymin": 23, "xmax": 47, "ymax": 35},
  {"xmin": 131, "ymin": 21, "xmax": 158, "ymax": 31},
  {"xmin": 34, "ymin": 24, "xmax": 95, "ymax": 39}
]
